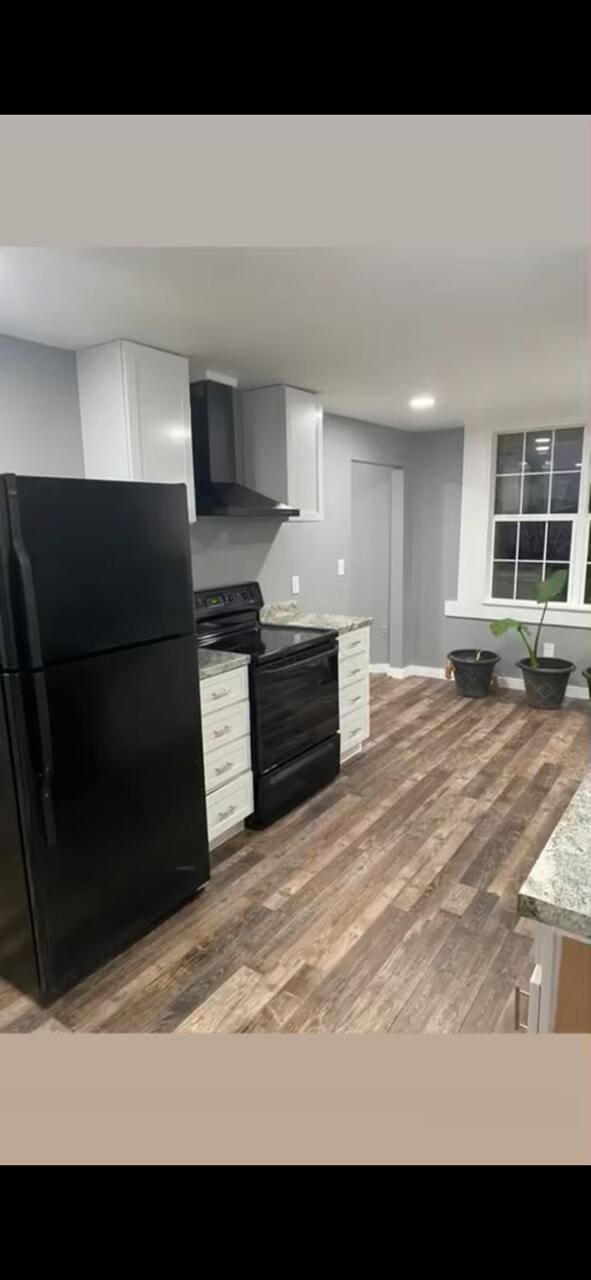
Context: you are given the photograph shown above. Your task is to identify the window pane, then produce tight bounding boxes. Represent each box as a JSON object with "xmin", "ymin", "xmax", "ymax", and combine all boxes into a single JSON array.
[
  {"xmin": 525, "ymin": 430, "xmax": 552, "ymax": 471},
  {"xmin": 546, "ymin": 521, "xmax": 572, "ymax": 561},
  {"xmin": 516, "ymin": 563, "xmax": 543, "ymax": 600},
  {"xmin": 492, "ymin": 562, "xmax": 515, "ymax": 598},
  {"xmin": 495, "ymin": 475, "xmax": 521, "ymax": 514},
  {"xmin": 494, "ymin": 522, "xmax": 518, "ymax": 559},
  {"xmin": 543, "ymin": 564, "xmax": 569, "ymax": 603},
  {"xmin": 523, "ymin": 473, "xmax": 549, "ymax": 514},
  {"xmin": 496, "ymin": 433, "xmax": 523, "ymax": 474},
  {"xmin": 553, "ymin": 427, "xmax": 583, "ymax": 471},
  {"xmin": 550, "ymin": 472, "xmax": 580, "ymax": 514},
  {"xmin": 586, "ymin": 564, "xmax": 591, "ymax": 605},
  {"xmin": 518, "ymin": 521, "xmax": 545, "ymax": 560}
]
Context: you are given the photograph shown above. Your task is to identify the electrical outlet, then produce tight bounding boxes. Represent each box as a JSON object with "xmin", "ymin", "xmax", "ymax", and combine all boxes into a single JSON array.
[
  {"xmin": 337, "ymin": 558, "xmax": 345, "ymax": 576},
  {"xmin": 291, "ymin": 574, "xmax": 300, "ymax": 595},
  {"xmin": 542, "ymin": 642, "xmax": 555, "ymax": 658}
]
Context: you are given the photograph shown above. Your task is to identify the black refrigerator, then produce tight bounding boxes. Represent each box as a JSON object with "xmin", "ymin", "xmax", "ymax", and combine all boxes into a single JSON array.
[{"xmin": 0, "ymin": 474, "xmax": 209, "ymax": 1005}]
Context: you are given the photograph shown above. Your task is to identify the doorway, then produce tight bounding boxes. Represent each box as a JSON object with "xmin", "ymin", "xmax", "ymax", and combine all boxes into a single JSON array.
[{"xmin": 350, "ymin": 461, "xmax": 403, "ymax": 668}]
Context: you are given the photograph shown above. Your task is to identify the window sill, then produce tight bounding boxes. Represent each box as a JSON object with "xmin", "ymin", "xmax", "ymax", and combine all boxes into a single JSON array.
[{"xmin": 445, "ymin": 599, "xmax": 591, "ymax": 629}]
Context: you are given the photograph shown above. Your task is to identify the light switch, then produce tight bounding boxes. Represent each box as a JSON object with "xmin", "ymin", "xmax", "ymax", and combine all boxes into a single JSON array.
[
  {"xmin": 337, "ymin": 559, "xmax": 345, "ymax": 576},
  {"xmin": 292, "ymin": 574, "xmax": 300, "ymax": 595}
]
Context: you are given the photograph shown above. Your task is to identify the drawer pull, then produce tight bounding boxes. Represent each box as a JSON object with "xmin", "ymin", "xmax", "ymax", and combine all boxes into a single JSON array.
[
  {"xmin": 213, "ymin": 726, "xmax": 231, "ymax": 738},
  {"xmin": 211, "ymin": 688, "xmax": 230, "ymax": 700},
  {"xmin": 349, "ymin": 694, "xmax": 363, "ymax": 704},
  {"xmin": 514, "ymin": 985, "xmax": 529, "ymax": 1033},
  {"xmin": 350, "ymin": 666, "xmax": 363, "ymax": 675},
  {"xmin": 214, "ymin": 761, "xmax": 233, "ymax": 776},
  {"xmin": 348, "ymin": 728, "xmax": 359, "ymax": 739},
  {"xmin": 218, "ymin": 804, "xmax": 236, "ymax": 821}
]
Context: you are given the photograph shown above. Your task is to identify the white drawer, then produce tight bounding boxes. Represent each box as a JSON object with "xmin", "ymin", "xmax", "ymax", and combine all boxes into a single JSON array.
[
  {"xmin": 202, "ymin": 699, "xmax": 250, "ymax": 757},
  {"xmin": 339, "ymin": 627, "xmax": 370, "ymax": 662},
  {"xmin": 200, "ymin": 665, "xmax": 249, "ymax": 716},
  {"xmin": 339, "ymin": 650, "xmax": 369, "ymax": 689},
  {"xmin": 204, "ymin": 734, "xmax": 251, "ymax": 796},
  {"xmin": 340, "ymin": 702, "xmax": 370, "ymax": 755},
  {"xmin": 206, "ymin": 770, "xmax": 254, "ymax": 842},
  {"xmin": 340, "ymin": 674, "xmax": 369, "ymax": 718}
]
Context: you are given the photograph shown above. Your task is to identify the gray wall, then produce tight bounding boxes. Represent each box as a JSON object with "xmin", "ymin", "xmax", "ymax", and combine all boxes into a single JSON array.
[
  {"xmin": 0, "ymin": 335, "xmax": 83, "ymax": 477},
  {"xmin": 190, "ymin": 412, "xmax": 414, "ymax": 629}
]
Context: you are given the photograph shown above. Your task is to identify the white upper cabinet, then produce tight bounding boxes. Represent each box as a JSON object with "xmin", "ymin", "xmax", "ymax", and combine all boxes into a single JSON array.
[
  {"xmin": 77, "ymin": 340, "xmax": 195, "ymax": 522},
  {"xmin": 239, "ymin": 385, "xmax": 323, "ymax": 522}
]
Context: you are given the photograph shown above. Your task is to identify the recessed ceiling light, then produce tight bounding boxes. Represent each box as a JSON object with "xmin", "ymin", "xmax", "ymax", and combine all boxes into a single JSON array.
[
  {"xmin": 409, "ymin": 394, "xmax": 435, "ymax": 410},
  {"xmin": 535, "ymin": 436, "xmax": 551, "ymax": 443}
]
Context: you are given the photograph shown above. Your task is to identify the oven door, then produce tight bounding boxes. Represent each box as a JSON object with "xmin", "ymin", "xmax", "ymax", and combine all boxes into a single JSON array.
[{"xmin": 251, "ymin": 642, "xmax": 339, "ymax": 774}]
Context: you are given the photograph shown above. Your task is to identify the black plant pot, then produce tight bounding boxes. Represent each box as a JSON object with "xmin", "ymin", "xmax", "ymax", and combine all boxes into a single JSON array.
[
  {"xmin": 582, "ymin": 667, "xmax": 591, "ymax": 699},
  {"xmin": 447, "ymin": 649, "xmax": 500, "ymax": 699},
  {"xmin": 517, "ymin": 657, "xmax": 576, "ymax": 710}
]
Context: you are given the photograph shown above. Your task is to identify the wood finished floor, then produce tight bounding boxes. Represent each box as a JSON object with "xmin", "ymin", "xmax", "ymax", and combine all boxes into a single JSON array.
[{"xmin": 1, "ymin": 676, "xmax": 589, "ymax": 1034}]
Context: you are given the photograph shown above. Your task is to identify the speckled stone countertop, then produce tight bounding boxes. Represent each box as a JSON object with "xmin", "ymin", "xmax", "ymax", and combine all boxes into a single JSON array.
[
  {"xmin": 518, "ymin": 771, "xmax": 591, "ymax": 942},
  {"xmin": 260, "ymin": 600, "xmax": 373, "ymax": 634},
  {"xmin": 197, "ymin": 648, "xmax": 250, "ymax": 680}
]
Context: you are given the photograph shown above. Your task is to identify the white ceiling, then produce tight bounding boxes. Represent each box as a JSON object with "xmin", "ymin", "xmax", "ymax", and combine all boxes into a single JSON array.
[{"xmin": 0, "ymin": 245, "xmax": 587, "ymax": 431}]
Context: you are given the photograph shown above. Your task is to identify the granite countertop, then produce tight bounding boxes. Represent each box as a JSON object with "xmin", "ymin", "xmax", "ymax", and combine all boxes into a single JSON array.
[
  {"xmin": 260, "ymin": 600, "xmax": 373, "ymax": 634},
  {"xmin": 197, "ymin": 648, "xmax": 250, "ymax": 681},
  {"xmin": 518, "ymin": 771, "xmax": 591, "ymax": 942}
]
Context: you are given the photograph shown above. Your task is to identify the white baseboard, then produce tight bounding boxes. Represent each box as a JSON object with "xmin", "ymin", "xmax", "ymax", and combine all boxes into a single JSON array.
[{"xmin": 370, "ymin": 665, "xmax": 589, "ymax": 701}]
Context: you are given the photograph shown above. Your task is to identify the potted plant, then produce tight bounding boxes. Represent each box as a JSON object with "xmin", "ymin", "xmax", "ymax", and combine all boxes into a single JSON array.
[
  {"xmin": 489, "ymin": 568, "xmax": 575, "ymax": 710},
  {"xmin": 445, "ymin": 647, "xmax": 500, "ymax": 699}
]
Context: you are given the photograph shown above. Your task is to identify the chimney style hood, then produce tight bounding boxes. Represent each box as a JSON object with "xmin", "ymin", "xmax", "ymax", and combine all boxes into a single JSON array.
[{"xmin": 190, "ymin": 379, "xmax": 300, "ymax": 519}]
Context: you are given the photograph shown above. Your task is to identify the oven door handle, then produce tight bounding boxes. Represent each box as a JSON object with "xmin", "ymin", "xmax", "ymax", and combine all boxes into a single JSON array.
[{"xmin": 258, "ymin": 642, "xmax": 338, "ymax": 674}]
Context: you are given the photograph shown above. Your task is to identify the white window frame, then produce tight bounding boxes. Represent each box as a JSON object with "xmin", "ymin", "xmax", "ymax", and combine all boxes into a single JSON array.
[
  {"xmin": 488, "ymin": 425, "xmax": 587, "ymax": 608},
  {"xmin": 445, "ymin": 418, "xmax": 591, "ymax": 630}
]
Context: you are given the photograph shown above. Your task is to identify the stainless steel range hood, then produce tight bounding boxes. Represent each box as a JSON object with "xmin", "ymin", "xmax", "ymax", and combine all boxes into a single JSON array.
[{"xmin": 191, "ymin": 379, "xmax": 299, "ymax": 519}]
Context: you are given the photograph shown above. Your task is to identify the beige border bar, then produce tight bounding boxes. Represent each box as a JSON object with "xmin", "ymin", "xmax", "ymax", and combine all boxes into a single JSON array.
[{"xmin": 1, "ymin": 1036, "xmax": 589, "ymax": 1164}]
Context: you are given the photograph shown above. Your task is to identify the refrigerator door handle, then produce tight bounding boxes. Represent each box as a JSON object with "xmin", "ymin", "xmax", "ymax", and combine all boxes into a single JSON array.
[
  {"xmin": 6, "ymin": 476, "xmax": 43, "ymax": 669},
  {"xmin": 33, "ymin": 678, "xmax": 57, "ymax": 848}
]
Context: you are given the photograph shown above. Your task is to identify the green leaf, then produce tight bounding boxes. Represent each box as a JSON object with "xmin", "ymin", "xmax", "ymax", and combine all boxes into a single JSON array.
[
  {"xmin": 536, "ymin": 568, "xmax": 567, "ymax": 603},
  {"xmin": 489, "ymin": 618, "xmax": 531, "ymax": 637}
]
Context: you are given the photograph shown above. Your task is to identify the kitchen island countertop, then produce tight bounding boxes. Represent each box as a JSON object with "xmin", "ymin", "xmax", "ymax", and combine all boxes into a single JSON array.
[
  {"xmin": 260, "ymin": 600, "xmax": 372, "ymax": 634},
  {"xmin": 518, "ymin": 769, "xmax": 591, "ymax": 943}
]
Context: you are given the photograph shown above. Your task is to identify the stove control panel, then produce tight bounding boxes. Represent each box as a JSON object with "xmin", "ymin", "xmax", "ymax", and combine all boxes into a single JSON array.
[{"xmin": 194, "ymin": 581, "xmax": 263, "ymax": 618}]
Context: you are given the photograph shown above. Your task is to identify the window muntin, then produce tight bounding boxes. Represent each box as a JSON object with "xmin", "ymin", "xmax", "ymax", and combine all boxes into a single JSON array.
[{"xmin": 491, "ymin": 427, "xmax": 584, "ymax": 603}]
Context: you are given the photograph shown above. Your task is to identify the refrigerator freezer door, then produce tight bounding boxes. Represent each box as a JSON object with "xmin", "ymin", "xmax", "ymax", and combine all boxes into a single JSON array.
[
  {"xmin": 0, "ymin": 475, "xmax": 195, "ymax": 671},
  {"xmin": 5, "ymin": 633, "xmax": 209, "ymax": 999}
]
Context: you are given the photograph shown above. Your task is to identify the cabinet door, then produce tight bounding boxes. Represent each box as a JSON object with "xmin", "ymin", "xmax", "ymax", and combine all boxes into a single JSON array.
[
  {"xmin": 122, "ymin": 342, "xmax": 196, "ymax": 522},
  {"xmin": 286, "ymin": 389, "xmax": 323, "ymax": 521}
]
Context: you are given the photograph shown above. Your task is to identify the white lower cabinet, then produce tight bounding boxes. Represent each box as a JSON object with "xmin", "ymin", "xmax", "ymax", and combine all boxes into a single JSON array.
[
  {"xmin": 338, "ymin": 627, "xmax": 371, "ymax": 761},
  {"xmin": 200, "ymin": 667, "xmax": 254, "ymax": 849}
]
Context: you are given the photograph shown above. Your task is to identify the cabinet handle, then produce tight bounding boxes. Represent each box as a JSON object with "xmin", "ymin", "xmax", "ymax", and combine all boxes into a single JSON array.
[
  {"xmin": 211, "ymin": 688, "xmax": 230, "ymax": 700},
  {"xmin": 348, "ymin": 728, "xmax": 359, "ymax": 739},
  {"xmin": 350, "ymin": 666, "xmax": 363, "ymax": 675},
  {"xmin": 218, "ymin": 804, "xmax": 236, "ymax": 821},
  {"xmin": 349, "ymin": 694, "xmax": 362, "ymax": 704},
  {"xmin": 214, "ymin": 761, "xmax": 233, "ymax": 776},
  {"xmin": 213, "ymin": 726, "xmax": 230, "ymax": 738},
  {"xmin": 514, "ymin": 984, "xmax": 529, "ymax": 1033}
]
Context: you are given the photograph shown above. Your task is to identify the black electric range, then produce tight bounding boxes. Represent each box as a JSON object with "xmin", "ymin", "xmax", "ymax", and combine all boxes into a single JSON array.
[{"xmin": 195, "ymin": 582, "xmax": 340, "ymax": 827}]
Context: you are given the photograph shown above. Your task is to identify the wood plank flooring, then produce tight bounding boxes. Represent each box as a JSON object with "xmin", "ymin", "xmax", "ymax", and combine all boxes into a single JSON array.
[{"xmin": 1, "ymin": 676, "xmax": 589, "ymax": 1034}]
